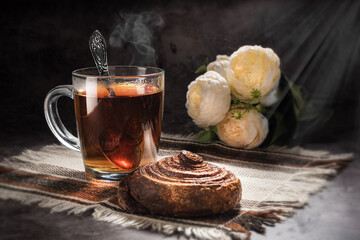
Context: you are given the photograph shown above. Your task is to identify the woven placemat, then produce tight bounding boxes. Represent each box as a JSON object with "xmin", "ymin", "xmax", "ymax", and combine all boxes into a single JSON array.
[{"xmin": 0, "ymin": 135, "xmax": 353, "ymax": 240}]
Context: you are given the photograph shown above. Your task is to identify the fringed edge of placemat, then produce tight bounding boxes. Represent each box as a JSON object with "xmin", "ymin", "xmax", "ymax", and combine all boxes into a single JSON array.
[
  {"xmin": 227, "ymin": 166, "xmax": 339, "ymax": 237},
  {"xmin": 0, "ymin": 185, "xmax": 247, "ymax": 240}
]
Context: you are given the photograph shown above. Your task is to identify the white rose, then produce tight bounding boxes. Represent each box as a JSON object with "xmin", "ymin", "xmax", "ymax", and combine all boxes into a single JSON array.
[
  {"xmin": 206, "ymin": 55, "xmax": 230, "ymax": 79},
  {"xmin": 216, "ymin": 109, "xmax": 268, "ymax": 149},
  {"xmin": 227, "ymin": 45, "xmax": 281, "ymax": 103},
  {"xmin": 186, "ymin": 71, "xmax": 231, "ymax": 128}
]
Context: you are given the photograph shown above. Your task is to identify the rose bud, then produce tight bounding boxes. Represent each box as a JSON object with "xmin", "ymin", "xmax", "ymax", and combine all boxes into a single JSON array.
[{"xmin": 206, "ymin": 55, "xmax": 230, "ymax": 80}]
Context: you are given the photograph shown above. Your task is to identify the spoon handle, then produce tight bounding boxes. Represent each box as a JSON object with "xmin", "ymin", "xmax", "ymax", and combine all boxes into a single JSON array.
[{"xmin": 89, "ymin": 30, "xmax": 110, "ymax": 76}]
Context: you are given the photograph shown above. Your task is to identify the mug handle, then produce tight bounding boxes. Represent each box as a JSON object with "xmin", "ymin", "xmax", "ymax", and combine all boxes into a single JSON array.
[{"xmin": 44, "ymin": 85, "xmax": 80, "ymax": 151}]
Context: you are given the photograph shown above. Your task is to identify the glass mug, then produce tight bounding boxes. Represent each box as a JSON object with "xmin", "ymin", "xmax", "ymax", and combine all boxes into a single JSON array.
[{"xmin": 44, "ymin": 66, "xmax": 164, "ymax": 181}]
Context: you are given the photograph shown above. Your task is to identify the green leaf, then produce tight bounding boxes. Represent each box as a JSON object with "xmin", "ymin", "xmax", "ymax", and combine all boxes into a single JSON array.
[
  {"xmin": 256, "ymin": 104, "xmax": 265, "ymax": 113},
  {"xmin": 269, "ymin": 112, "xmax": 287, "ymax": 145},
  {"xmin": 242, "ymin": 102, "xmax": 253, "ymax": 112},
  {"xmin": 195, "ymin": 65, "xmax": 207, "ymax": 74},
  {"xmin": 293, "ymin": 102, "xmax": 334, "ymax": 139},
  {"xmin": 208, "ymin": 125, "xmax": 218, "ymax": 133},
  {"xmin": 283, "ymin": 74, "xmax": 306, "ymax": 119},
  {"xmin": 271, "ymin": 73, "xmax": 333, "ymax": 142},
  {"xmin": 198, "ymin": 130, "xmax": 212, "ymax": 143},
  {"xmin": 204, "ymin": 57, "xmax": 209, "ymax": 66},
  {"xmin": 291, "ymin": 85, "xmax": 306, "ymax": 118},
  {"xmin": 231, "ymin": 97, "xmax": 241, "ymax": 106},
  {"xmin": 197, "ymin": 125, "xmax": 218, "ymax": 143},
  {"xmin": 195, "ymin": 57, "xmax": 210, "ymax": 74}
]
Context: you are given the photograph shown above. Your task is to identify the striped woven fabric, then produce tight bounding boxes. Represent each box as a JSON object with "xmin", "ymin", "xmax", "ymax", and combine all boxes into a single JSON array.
[{"xmin": 0, "ymin": 135, "xmax": 353, "ymax": 240}]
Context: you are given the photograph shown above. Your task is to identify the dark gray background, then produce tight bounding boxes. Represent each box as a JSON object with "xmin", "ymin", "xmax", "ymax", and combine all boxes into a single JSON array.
[{"xmin": 0, "ymin": 0, "xmax": 359, "ymax": 151}]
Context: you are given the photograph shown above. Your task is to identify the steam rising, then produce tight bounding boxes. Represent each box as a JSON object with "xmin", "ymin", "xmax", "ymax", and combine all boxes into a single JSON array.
[{"xmin": 110, "ymin": 12, "xmax": 163, "ymax": 66}]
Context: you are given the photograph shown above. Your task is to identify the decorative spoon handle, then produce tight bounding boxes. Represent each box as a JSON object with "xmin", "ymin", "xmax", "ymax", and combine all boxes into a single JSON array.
[{"xmin": 89, "ymin": 30, "xmax": 110, "ymax": 76}]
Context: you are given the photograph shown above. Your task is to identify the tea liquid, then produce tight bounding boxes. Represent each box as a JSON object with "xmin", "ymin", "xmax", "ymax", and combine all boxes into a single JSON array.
[{"xmin": 74, "ymin": 84, "xmax": 163, "ymax": 174}]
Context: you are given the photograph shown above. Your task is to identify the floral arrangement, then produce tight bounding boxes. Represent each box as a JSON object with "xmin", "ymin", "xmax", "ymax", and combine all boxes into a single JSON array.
[{"xmin": 185, "ymin": 45, "xmax": 325, "ymax": 149}]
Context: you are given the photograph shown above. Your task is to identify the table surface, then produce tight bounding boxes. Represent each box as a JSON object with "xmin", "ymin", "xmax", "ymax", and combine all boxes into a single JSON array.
[{"xmin": 1, "ymin": 134, "xmax": 359, "ymax": 240}]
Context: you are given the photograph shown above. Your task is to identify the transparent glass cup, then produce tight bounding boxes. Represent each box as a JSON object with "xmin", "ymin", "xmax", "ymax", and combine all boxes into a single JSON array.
[{"xmin": 44, "ymin": 66, "xmax": 165, "ymax": 181}]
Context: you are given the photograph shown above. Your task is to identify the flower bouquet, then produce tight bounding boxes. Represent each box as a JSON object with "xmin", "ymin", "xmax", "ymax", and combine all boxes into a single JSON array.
[{"xmin": 186, "ymin": 45, "xmax": 326, "ymax": 149}]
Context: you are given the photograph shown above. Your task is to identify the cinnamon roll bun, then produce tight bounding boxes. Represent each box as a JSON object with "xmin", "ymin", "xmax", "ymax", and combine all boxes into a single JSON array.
[{"xmin": 118, "ymin": 150, "xmax": 241, "ymax": 217}]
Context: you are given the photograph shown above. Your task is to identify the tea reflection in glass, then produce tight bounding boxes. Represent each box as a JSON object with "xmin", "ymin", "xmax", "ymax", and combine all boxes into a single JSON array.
[{"xmin": 44, "ymin": 66, "xmax": 164, "ymax": 181}]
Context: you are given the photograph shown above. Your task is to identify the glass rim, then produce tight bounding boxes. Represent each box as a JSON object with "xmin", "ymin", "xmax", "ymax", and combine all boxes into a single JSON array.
[{"xmin": 72, "ymin": 65, "xmax": 164, "ymax": 79}]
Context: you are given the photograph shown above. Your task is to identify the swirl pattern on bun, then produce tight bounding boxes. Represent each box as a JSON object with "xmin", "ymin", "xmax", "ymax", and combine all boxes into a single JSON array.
[{"xmin": 118, "ymin": 151, "xmax": 242, "ymax": 217}]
